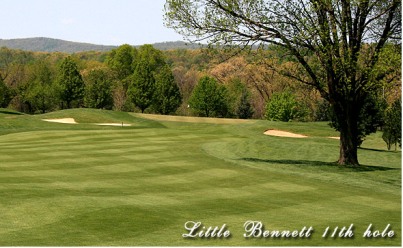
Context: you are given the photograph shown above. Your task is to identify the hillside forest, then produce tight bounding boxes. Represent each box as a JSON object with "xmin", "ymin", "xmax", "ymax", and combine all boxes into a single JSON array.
[{"xmin": 0, "ymin": 44, "xmax": 401, "ymax": 140}]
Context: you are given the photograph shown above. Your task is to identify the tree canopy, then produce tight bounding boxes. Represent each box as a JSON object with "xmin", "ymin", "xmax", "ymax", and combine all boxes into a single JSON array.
[
  {"xmin": 165, "ymin": 0, "xmax": 402, "ymax": 165},
  {"xmin": 128, "ymin": 59, "xmax": 156, "ymax": 113},
  {"xmin": 153, "ymin": 65, "xmax": 182, "ymax": 115},
  {"xmin": 189, "ymin": 76, "xmax": 229, "ymax": 117},
  {"xmin": 58, "ymin": 57, "xmax": 85, "ymax": 109}
]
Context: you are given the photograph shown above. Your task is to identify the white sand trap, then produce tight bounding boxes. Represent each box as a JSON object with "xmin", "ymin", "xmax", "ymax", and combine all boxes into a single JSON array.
[
  {"xmin": 264, "ymin": 129, "xmax": 308, "ymax": 138},
  {"xmin": 328, "ymin": 136, "xmax": 340, "ymax": 140},
  {"xmin": 43, "ymin": 118, "xmax": 77, "ymax": 124},
  {"xmin": 95, "ymin": 123, "xmax": 132, "ymax": 127}
]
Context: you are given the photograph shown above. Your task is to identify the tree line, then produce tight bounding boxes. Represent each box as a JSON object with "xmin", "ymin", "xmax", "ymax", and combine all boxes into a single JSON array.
[{"xmin": 0, "ymin": 41, "xmax": 400, "ymax": 150}]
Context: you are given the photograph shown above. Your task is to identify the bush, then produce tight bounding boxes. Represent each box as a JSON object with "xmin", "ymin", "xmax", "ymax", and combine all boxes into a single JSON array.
[{"xmin": 265, "ymin": 91, "xmax": 307, "ymax": 121}]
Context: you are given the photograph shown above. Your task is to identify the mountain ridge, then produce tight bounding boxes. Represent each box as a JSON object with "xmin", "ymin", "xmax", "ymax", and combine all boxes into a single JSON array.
[{"xmin": 0, "ymin": 37, "xmax": 202, "ymax": 53}]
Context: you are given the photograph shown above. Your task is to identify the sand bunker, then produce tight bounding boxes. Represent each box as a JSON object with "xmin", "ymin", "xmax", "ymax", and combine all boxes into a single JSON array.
[
  {"xmin": 95, "ymin": 123, "xmax": 132, "ymax": 127},
  {"xmin": 328, "ymin": 136, "xmax": 340, "ymax": 140},
  {"xmin": 264, "ymin": 129, "xmax": 308, "ymax": 138},
  {"xmin": 43, "ymin": 118, "xmax": 77, "ymax": 124},
  {"xmin": 42, "ymin": 118, "xmax": 132, "ymax": 126}
]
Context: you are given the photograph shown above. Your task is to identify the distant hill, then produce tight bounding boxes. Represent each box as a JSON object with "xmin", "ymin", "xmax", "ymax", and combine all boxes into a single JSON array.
[
  {"xmin": 0, "ymin": 37, "xmax": 202, "ymax": 53},
  {"xmin": 147, "ymin": 41, "xmax": 203, "ymax": 50},
  {"xmin": 0, "ymin": 37, "xmax": 116, "ymax": 53}
]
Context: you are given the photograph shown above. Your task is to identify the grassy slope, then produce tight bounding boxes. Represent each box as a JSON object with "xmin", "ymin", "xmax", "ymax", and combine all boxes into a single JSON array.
[{"xmin": 0, "ymin": 109, "xmax": 400, "ymax": 246}]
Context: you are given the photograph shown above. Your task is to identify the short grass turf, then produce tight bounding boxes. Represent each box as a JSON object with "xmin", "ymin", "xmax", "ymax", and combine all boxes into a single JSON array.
[{"xmin": 0, "ymin": 108, "xmax": 400, "ymax": 246}]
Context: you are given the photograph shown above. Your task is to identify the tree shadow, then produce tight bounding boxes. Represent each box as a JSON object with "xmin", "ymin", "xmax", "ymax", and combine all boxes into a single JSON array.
[
  {"xmin": 241, "ymin": 158, "xmax": 397, "ymax": 172},
  {"xmin": 359, "ymin": 147, "xmax": 398, "ymax": 153},
  {"xmin": 0, "ymin": 110, "xmax": 23, "ymax": 115}
]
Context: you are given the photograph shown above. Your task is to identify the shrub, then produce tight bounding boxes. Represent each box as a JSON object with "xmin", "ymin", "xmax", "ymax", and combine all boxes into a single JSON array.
[{"xmin": 265, "ymin": 91, "xmax": 307, "ymax": 121}]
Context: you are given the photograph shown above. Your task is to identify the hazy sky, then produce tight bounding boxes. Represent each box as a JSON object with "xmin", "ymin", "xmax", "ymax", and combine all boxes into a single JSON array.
[{"xmin": 0, "ymin": 0, "xmax": 184, "ymax": 46}]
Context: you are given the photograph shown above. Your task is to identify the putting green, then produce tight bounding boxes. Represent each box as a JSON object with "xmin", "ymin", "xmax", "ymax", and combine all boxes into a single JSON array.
[{"xmin": 0, "ymin": 109, "xmax": 400, "ymax": 246}]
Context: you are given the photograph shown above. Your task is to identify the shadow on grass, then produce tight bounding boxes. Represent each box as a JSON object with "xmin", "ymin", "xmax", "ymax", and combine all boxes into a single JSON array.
[
  {"xmin": 0, "ymin": 110, "xmax": 23, "ymax": 115},
  {"xmin": 241, "ymin": 158, "xmax": 397, "ymax": 172},
  {"xmin": 359, "ymin": 147, "xmax": 399, "ymax": 153}
]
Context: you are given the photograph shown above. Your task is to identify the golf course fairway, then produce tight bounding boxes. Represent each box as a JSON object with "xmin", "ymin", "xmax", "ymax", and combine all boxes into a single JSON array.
[{"xmin": 0, "ymin": 108, "xmax": 400, "ymax": 246}]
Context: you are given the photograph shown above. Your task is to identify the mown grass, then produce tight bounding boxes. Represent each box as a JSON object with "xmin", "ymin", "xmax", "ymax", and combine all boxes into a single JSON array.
[{"xmin": 0, "ymin": 109, "xmax": 400, "ymax": 246}]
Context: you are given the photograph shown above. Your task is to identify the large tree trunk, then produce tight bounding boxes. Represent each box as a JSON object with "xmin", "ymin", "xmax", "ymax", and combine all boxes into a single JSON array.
[
  {"xmin": 335, "ymin": 101, "xmax": 360, "ymax": 166},
  {"xmin": 338, "ymin": 125, "xmax": 359, "ymax": 166}
]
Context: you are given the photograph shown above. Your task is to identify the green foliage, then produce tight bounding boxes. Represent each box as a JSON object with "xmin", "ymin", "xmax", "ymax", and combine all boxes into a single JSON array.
[
  {"xmin": 383, "ymin": 99, "xmax": 402, "ymax": 151},
  {"xmin": 58, "ymin": 56, "xmax": 85, "ymax": 109},
  {"xmin": 314, "ymin": 99, "xmax": 331, "ymax": 121},
  {"xmin": 137, "ymin": 44, "xmax": 167, "ymax": 72},
  {"xmin": 237, "ymin": 89, "xmax": 254, "ymax": 119},
  {"xmin": 106, "ymin": 44, "xmax": 137, "ymax": 81},
  {"xmin": 152, "ymin": 65, "xmax": 182, "ymax": 115},
  {"xmin": 23, "ymin": 60, "xmax": 58, "ymax": 113},
  {"xmin": 189, "ymin": 76, "xmax": 229, "ymax": 117},
  {"xmin": 0, "ymin": 78, "xmax": 5, "ymax": 106},
  {"xmin": 84, "ymin": 69, "xmax": 113, "ymax": 109},
  {"xmin": 330, "ymin": 93, "xmax": 387, "ymax": 147},
  {"xmin": 128, "ymin": 59, "xmax": 156, "ymax": 113},
  {"xmin": 265, "ymin": 91, "xmax": 306, "ymax": 122},
  {"xmin": 226, "ymin": 79, "xmax": 254, "ymax": 119}
]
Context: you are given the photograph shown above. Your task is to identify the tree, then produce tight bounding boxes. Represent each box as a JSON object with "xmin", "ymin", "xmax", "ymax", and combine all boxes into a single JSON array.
[
  {"xmin": 137, "ymin": 44, "xmax": 167, "ymax": 72},
  {"xmin": 330, "ymin": 93, "xmax": 387, "ymax": 147},
  {"xmin": 153, "ymin": 65, "xmax": 182, "ymax": 115},
  {"xmin": 265, "ymin": 91, "xmax": 307, "ymax": 122},
  {"xmin": 237, "ymin": 88, "xmax": 254, "ymax": 119},
  {"xmin": 106, "ymin": 44, "xmax": 137, "ymax": 81},
  {"xmin": 189, "ymin": 76, "xmax": 229, "ymax": 117},
  {"xmin": 225, "ymin": 78, "xmax": 254, "ymax": 119},
  {"xmin": 128, "ymin": 59, "xmax": 156, "ymax": 113},
  {"xmin": 165, "ymin": 0, "xmax": 401, "ymax": 165},
  {"xmin": 84, "ymin": 68, "xmax": 113, "ymax": 109},
  {"xmin": 23, "ymin": 60, "xmax": 58, "ymax": 113},
  {"xmin": 382, "ymin": 99, "xmax": 402, "ymax": 151},
  {"xmin": 58, "ymin": 57, "xmax": 85, "ymax": 109},
  {"xmin": 0, "ymin": 77, "xmax": 5, "ymax": 106}
]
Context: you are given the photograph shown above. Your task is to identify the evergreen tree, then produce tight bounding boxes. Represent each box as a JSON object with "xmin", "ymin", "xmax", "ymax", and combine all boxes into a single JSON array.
[
  {"xmin": 153, "ymin": 65, "xmax": 182, "ymax": 115},
  {"xmin": 237, "ymin": 89, "xmax": 254, "ymax": 119},
  {"xmin": 128, "ymin": 59, "xmax": 155, "ymax": 113},
  {"xmin": 226, "ymin": 79, "xmax": 254, "ymax": 119},
  {"xmin": 58, "ymin": 57, "xmax": 85, "ymax": 109}
]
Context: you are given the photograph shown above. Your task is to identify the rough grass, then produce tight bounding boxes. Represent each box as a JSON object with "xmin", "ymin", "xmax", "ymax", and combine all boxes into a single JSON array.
[{"xmin": 0, "ymin": 109, "xmax": 400, "ymax": 246}]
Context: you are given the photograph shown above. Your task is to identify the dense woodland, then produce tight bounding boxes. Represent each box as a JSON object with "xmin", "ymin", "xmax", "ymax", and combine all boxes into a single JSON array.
[{"xmin": 0, "ymin": 43, "xmax": 401, "ymax": 143}]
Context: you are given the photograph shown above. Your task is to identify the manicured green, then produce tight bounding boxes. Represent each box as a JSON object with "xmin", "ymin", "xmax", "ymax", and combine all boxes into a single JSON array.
[{"xmin": 0, "ymin": 108, "xmax": 400, "ymax": 246}]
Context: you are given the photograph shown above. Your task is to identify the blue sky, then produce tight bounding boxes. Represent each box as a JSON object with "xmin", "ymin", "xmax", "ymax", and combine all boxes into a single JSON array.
[{"xmin": 0, "ymin": 0, "xmax": 184, "ymax": 45}]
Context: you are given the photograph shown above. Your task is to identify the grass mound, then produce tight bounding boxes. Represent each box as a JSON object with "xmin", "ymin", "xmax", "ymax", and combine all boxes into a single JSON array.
[{"xmin": 39, "ymin": 108, "xmax": 146, "ymax": 124}]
